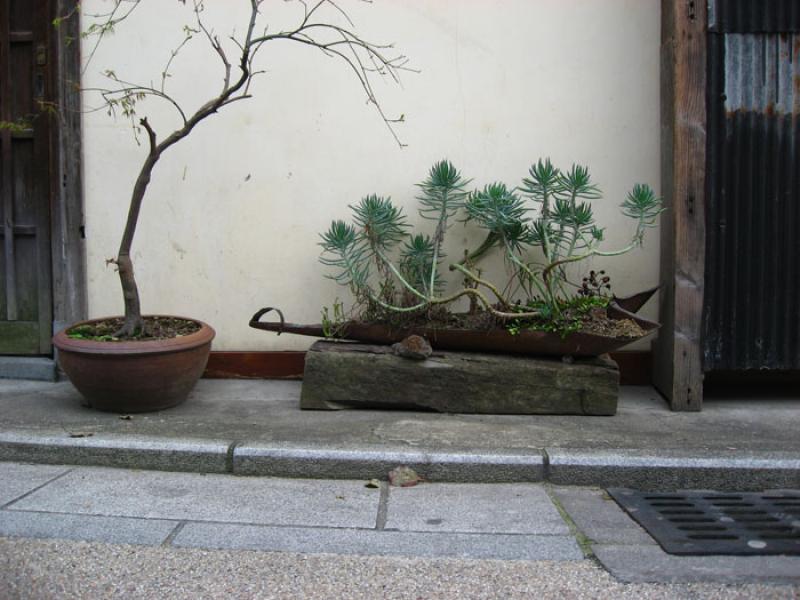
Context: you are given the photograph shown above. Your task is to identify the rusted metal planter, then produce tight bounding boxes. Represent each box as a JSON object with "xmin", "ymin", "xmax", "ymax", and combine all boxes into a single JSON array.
[
  {"xmin": 53, "ymin": 316, "xmax": 215, "ymax": 413},
  {"xmin": 249, "ymin": 289, "xmax": 660, "ymax": 358}
]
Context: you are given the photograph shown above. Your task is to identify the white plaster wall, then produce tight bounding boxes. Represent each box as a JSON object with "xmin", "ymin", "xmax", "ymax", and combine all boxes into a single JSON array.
[{"xmin": 81, "ymin": 0, "xmax": 661, "ymax": 351}]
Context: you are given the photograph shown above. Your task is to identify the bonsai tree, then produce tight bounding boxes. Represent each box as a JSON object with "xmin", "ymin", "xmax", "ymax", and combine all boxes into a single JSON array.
[
  {"xmin": 71, "ymin": 0, "xmax": 410, "ymax": 336},
  {"xmin": 319, "ymin": 159, "xmax": 663, "ymax": 333}
]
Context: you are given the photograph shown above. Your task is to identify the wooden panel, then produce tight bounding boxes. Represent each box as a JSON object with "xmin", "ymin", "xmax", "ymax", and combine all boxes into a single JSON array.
[
  {"xmin": 32, "ymin": 0, "xmax": 53, "ymax": 353},
  {"xmin": 654, "ymin": 0, "xmax": 707, "ymax": 410},
  {"xmin": 51, "ymin": 0, "xmax": 87, "ymax": 332},
  {"xmin": 10, "ymin": 0, "xmax": 33, "ymax": 31},
  {"xmin": 0, "ymin": 320, "xmax": 39, "ymax": 353},
  {"xmin": 0, "ymin": 0, "xmax": 53, "ymax": 354}
]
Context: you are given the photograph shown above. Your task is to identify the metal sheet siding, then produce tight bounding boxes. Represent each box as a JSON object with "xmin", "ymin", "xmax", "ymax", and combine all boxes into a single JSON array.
[
  {"xmin": 709, "ymin": 0, "xmax": 800, "ymax": 33},
  {"xmin": 704, "ymin": 26, "xmax": 800, "ymax": 370}
]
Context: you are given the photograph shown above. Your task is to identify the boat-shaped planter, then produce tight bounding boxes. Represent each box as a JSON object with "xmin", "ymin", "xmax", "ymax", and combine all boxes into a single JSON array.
[{"xmin": 249, "ymin": 288, "xmax": 659, "ymax": 358}]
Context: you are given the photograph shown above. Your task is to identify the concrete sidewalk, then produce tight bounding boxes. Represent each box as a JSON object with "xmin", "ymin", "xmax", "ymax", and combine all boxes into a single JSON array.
[{"xmin": 0, "ymin": 379, "xmax": 799, "ymax": 488}]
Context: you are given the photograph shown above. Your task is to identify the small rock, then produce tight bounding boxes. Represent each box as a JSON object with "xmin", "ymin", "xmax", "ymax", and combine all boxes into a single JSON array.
[
  {"xmin": 364, "ymin": 479, "xmax": 381, "ymax": 489},
  {"xmin": 389, "ymin": 465, "xmax": 423, "ymax": 487},
  {"xmin": 391, "ymin": 335, "xmax": 432, "ymax": 360},
  {"xmin": 68, "ymin": 432, "xmax": 94, "ymax": 438}
]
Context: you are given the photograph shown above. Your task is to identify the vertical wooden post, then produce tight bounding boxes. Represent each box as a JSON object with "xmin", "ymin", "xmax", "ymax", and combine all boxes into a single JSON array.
[
  {"xmin": 50, "ymin": 0, "xmax": 87, "ymax": 334},
  {"xmin": 654, "ymin": 0, "xmax": 707, "ymax": 411}
]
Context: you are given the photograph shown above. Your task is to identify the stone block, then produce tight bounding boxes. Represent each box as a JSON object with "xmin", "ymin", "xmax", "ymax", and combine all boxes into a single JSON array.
[
  {"xmin": 301, "ymin": 341, "xmax": 619, "ymax": 415},
  {"xmin": 547, "ymin": 449, "xmax": 800, "ymax": 490},
  {"xmin": 233, "ymin": 443, "xmax": 545, "ymax": 482},
  {"xmin": 0, "ymin": 431, "xmax": 230, "ymax": 474}
]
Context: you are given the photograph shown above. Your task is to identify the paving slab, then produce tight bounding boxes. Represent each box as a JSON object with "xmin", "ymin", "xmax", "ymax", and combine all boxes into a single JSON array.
[
  {"xmin": 9, "ymin": 467, "xmax": 380, "ymax": 529},
  {"xmin": 0, "ymin": 431, "xmax": 230, "ymax": 474},
  {"xmin": 593, "ymin": 543, "xmax": 800, "ymax": 584},
  {"xmin": 385, "ymin": 483, "xmax": 569, "ymax": 535},
  {"xmin": 550, "ymin": 486, "xmax": 656, "ymax": 545},
  {"xmin": 173, "ymin": 522, "xmax": 584, "ymax": 561},
  {"xmin": 233, "ymin": 443, "xmax": 544, "ymax": 482},
  {"xmin": 0, "ymin": 510, "xmax": 178, "ymax": 546},
  {"xmin": 0, "ymin": 462, "xmax": 71, "ymax": 507}
]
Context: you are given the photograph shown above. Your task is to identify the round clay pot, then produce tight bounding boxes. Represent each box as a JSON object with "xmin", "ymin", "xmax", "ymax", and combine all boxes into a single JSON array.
[{"xmin": 53, "ymin": 316, "xmax": 215, "ymax": 413}]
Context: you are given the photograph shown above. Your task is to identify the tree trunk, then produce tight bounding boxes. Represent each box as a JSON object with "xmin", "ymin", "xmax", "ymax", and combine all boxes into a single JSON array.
[{"xmin": 114, "ymin": 133, "xmax": 159, "ymax": 337}]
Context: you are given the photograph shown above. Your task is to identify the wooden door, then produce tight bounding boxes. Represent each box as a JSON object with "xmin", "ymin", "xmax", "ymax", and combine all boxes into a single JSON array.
[{"xmin": 0, "ymin": 0, "xmax": 53, "ymax": 354}]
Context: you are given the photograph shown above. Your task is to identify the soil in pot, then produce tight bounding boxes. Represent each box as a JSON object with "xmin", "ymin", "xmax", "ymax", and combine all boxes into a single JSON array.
[
  {"xmin": 356, "ymin": 300, "xmax": 646, "ymax": 340},
  {"xmin": 67, "ymin": 316, "xmax": 201, "ymax": 341}
]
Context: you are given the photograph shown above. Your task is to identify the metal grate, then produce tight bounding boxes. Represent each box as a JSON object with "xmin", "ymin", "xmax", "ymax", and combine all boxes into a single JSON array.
[{"xmin": 608, "ymin": 489, "xmax": 800, "ymax": 555}]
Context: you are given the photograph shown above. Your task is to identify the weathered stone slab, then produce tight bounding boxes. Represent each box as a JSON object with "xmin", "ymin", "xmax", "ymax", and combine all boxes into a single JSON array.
[{"xmin": 301, "ymin": 341, "xmax": 619, "ymax": 415}]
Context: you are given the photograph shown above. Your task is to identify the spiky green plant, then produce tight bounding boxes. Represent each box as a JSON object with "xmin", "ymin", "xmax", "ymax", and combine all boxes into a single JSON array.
[{"xmin": 318, "ymin": 158, "xmax": 663, "ymax": 330}]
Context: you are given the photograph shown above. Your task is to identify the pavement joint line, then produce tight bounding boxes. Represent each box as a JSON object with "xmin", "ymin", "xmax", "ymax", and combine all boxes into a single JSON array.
[
  {"xmin": 0, "ymin": 467, "xmax": 74, "ymax": 510},
  {"xmin": 542, "ymin": 448, "xmax": 551, "ymax": 481},
  {"xmin": 162, "ymin": 521, "xmax": 187, "ymax": 547},
  {"xmin": 1, "ymin": 508, "xmax": 187, "ymax": 524},
  {"xmin": 375, "ymin": 481, "xmax": 389, "ymax": 530},
  {"xmin": 543, "ymin": 483, "xmax": 596, "ymax": 560},
  {"xmin": 226, "ymin": 441, "xmax": 240, "ymax": 474}
]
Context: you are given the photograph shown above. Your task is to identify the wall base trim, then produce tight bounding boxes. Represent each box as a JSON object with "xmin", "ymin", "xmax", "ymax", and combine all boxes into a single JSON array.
[{"xmin": 204, "ymin": 350, "xmax": 651, "ymax": 386}]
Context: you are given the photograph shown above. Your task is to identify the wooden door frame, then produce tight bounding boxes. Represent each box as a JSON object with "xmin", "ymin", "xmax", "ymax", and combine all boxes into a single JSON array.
[
  {"xmin": 49, "ymin": 0, "xmax": 86, "ymax": 337},
  {"xmin": 653, "ymin": 0, "xmax": 707, "ymax": 411}
]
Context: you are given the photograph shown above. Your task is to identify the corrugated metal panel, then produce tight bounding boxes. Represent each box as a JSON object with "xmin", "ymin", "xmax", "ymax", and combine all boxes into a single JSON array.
[
  {"xmin": 704, "ymin": 31, "xmax": 800, "ymax": 370},
  {"xmin": 709, "ymin": 0, "xmax": 800, "ymax": 33}
]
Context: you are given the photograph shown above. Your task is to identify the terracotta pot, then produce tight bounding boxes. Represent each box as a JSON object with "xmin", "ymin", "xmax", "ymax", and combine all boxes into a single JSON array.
[{"xmin": 53, "ymin": 316, "xmax": 215, "ymax": 413}]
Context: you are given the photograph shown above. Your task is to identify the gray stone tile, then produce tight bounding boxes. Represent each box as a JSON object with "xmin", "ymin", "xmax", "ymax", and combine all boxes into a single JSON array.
[
  {"xmin": 11, "ymin": 467, "xmax": 379, "ymax": 528},
  {"xmin": 0, "ymin": 462, "xmax": 70, "ymax": 506},
  {"xmin": 0, "ymin": 509, "xmax": 177, "ymax": 545},
  {"xmin": 234, "ymin": 443, "xmax": 544, "ymax": 482},
  {"xmin": 174, "ymin": 522, "xmax": 584, "ymax": 561},
  {"xmin": 384, "ymin": 483, "xmax": 569, "ymax": 535},
  {"xmin": 550, "ymin": 486, "xmax": 656, "ymax": 545},
  {"xmin": 0, "ymin": 431, "xmax": 230, "ymax": 474},
  {"xmin": 593, "ymin": 544, "xmax": 800, "ymax": 584}
]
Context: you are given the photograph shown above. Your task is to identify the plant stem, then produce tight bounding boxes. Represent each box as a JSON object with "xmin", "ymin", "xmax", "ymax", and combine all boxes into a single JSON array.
[
  {"xmin": 375, "ymin": 247, "xmax": 427, "ymax": 301},
  {"xmin": 448, "ymin": 263, "xmax": 511, "ymax": 307}
]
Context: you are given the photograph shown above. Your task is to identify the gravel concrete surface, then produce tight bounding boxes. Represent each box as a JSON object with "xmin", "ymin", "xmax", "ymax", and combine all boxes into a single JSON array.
[{"xmin": 1, "ymin": 537, "xmax": 798, "ymax": 599}]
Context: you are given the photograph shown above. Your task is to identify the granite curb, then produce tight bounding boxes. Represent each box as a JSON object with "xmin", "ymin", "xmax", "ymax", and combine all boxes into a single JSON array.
[
  {"xmin": 1, "ymin": 430, "xmax": 799, "ymax": 488},
  {"xmin": 546, "ymin": 448, "xmax": 800, "ymax": 491}
]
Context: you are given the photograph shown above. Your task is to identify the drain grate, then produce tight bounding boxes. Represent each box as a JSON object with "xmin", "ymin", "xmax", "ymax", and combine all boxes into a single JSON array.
[{"xmin": 608, "ymin": 489, "xmax": 800, "ymax": 555}]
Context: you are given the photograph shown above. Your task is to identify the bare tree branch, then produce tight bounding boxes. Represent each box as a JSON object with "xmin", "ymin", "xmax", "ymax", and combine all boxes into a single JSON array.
[{"xmin": 75, "ymin": 0, "xmax": 412, "ymax": 336}]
